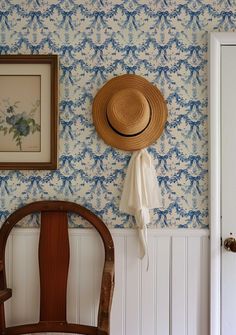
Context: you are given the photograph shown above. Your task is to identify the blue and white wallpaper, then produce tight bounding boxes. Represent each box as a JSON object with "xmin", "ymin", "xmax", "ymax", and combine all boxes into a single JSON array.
[{"xmin": 0, "ymin": 0, "xmax": 232, "ymax": 228}]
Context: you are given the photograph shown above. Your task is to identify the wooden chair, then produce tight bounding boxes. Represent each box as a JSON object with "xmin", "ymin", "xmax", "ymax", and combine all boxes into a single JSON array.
[{"xmin": 0, "ymin": 201, "xmax": 115, "ymax": 335}]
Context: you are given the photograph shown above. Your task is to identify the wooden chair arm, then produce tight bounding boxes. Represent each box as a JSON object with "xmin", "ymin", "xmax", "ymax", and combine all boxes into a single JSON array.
[
  {"xmin": 0, "ymin": 288, "xmax": 12, "ymax": 303},
  {"xmin": 97, "ymin": 261, "xmax": 114, "ymax": 335},
  {"xmin": 0, "ymin": 260, "xmax": 11, "ymax": 303}
]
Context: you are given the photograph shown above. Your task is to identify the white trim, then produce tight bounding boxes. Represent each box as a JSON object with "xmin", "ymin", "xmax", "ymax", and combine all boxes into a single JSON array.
[
  {"xmin": 209, "ymin": 32, "xmax": 221, "ymax": 335},
  {"xmin": 209, "ymin": 32, "xmax": 236, "ymax": 335},
  {"xmin": 10, "ymin": 227, "xmax": 209, "ymax": 237}
]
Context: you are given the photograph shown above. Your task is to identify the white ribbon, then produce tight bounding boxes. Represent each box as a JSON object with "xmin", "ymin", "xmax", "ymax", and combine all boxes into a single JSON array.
[{"xmin": 119, "ymin": 149, "xmax": 161, "ymax": 269}]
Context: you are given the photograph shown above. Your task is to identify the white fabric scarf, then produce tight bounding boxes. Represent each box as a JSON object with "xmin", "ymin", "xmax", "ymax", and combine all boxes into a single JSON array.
[{"xmin": 119, "ymin": 149, "xmax": 161, "ymax": 266}]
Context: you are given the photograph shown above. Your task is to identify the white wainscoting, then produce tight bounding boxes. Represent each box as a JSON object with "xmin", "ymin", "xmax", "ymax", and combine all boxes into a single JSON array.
[{"xmin": 4, "ymin": 228, "xmax": 209, "ymax": 335}]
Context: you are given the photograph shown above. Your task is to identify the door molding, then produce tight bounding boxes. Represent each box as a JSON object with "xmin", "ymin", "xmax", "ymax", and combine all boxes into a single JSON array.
[{"xmin": 209, "ymin": 32, "xmax": 236, "ymax": 335}]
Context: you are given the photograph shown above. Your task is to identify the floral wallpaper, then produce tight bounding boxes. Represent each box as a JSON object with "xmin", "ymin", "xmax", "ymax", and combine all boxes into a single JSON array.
[{"xmin": 0, "ymin": 0, "xmax": 233, "ymax": 228}]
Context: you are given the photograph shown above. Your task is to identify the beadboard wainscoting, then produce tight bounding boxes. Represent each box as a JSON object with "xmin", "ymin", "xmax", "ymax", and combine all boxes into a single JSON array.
[{"xmin": 4, "ymin": 228, "xmax": 209, "ymax": 335}]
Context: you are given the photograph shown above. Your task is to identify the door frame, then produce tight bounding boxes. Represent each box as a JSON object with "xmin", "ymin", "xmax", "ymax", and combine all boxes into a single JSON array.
[{"xmin": 210, "ymin": 32, "xmax": 236, "ymax": 335}]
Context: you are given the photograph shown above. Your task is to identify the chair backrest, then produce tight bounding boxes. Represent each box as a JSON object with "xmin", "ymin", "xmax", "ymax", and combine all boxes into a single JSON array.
[{"xmin": 0, "ymin": 201, "xmax": 114, "ymax": 335}]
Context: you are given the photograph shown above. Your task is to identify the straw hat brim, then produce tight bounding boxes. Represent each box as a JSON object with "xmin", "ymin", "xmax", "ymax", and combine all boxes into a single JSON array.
[{"xmin": 92, "ymin": 74, "xmax": 168, "ymax": 151}]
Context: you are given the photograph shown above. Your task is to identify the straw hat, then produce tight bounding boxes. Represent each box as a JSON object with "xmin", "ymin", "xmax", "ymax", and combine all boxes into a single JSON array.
[{"xmin": 92, "ymin": 74, "xmax": 168, "ymax": 151}]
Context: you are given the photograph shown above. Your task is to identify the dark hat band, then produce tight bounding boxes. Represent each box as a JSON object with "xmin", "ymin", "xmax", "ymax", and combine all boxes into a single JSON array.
[{"xmin": 106, "ymin": 109, "xmax": 152, "ymax": 137}]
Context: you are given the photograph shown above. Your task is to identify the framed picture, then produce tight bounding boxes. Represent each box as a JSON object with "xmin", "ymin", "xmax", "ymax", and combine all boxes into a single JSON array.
[{"xmin": 0, "ymin": 55, "xmax": 58, "ymax": 170}]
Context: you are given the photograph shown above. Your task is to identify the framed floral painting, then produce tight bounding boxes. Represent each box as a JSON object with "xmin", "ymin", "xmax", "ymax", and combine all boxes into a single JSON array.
[{"xmin": 0, "ymin": 55, "xmax": 58, "ymax": 169}]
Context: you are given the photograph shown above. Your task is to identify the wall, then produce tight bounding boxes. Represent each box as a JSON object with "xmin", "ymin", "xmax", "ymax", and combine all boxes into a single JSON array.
[{"xmin": 0, "ymin": 0, "xmax": 231, "ymax": 228}]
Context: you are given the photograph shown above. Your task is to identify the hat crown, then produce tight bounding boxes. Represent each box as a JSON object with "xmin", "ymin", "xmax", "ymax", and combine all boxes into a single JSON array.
[
  {"xmin": 107, "ymin": 88, "xmax": 150, "ymax": 136},
  {"xmin": 92, "ymin": 74, "xmax": 168, "ymax": 151}
]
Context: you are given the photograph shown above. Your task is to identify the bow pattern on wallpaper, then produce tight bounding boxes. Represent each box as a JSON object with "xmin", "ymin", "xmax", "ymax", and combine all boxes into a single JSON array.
[{"xmin": 0, "ymin": 0, "xmax": 229, "ymax": 228}]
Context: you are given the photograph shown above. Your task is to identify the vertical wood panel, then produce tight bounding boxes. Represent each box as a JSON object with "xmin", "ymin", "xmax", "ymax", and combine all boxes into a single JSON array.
[
  {"xmin": 79, "ymin": 234, "xmax": 99, "ymax": 326},
  {"xmin": 11, "ymin": 232, "xmax": 40, "ymax": 326},
  {"xmin": 67, "ymin": 234, "xmax": 80, "ymax": 323},
  {"xmin": 91, "ymin": 233, "xmax": 104, "ymax": 324},
  {"xmin": 110, "ymin": 235, "xmax": 125, "ymax": 335},
  {"xmin": 156, "ymin": 236, "xmax": 170, "ymax": 335},
  {"xmin": 125, "ymin": 235, "xmax": 140, "ymax": 335},
  {"xmin": 187, "ymin": 237, "xmax": 202, "ymax": 335},
  {"xmin": 4, "ymin": 229, "xmax": 209, "ymax": 335},
  {"xmin": 172, "ymin": 236, "xmax": 187, "ymax": 335},
  {"xmin": 200, "ymin": 236, "xmax": 210, "ymax": 335},
  {"xmin": 141, "ymin": 235, "xmax": 155, "ymax": 335}
]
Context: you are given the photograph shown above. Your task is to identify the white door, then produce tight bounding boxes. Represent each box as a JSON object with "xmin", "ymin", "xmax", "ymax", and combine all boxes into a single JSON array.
[
  {"xmin": 209, "ymin": 33, "xmax": 236, "ymax": 335},
  {"xmin": 221, "ymin": 44, "xmax": 236, "ymax": 335}
]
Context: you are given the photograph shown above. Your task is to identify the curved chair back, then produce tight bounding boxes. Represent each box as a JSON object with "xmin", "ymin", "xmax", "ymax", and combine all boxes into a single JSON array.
[{"xmin": 0, "ymin": 201, "xmax": 114, "ymax": 335}]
